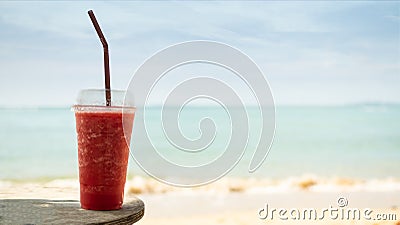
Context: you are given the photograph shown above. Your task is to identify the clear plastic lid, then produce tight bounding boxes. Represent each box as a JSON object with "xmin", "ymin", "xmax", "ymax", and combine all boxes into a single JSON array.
[{"xmin": 72, "ymin": 89, "xmax": 135, "ymax": 112}]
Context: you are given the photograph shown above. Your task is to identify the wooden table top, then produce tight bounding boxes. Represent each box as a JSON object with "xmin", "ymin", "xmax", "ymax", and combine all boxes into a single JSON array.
[{"xmin": 0, "ymin": 197, "xmax": 144, "ymax": 225}]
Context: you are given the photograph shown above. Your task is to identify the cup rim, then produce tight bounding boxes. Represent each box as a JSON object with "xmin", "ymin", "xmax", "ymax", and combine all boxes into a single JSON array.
[
  {"xmin": 72, "ymin": 105, "xmax": 136, "ymax": 112},
  {"xmin": 78, "ymin": 88, "xmax": 126, "ymax": 92}
]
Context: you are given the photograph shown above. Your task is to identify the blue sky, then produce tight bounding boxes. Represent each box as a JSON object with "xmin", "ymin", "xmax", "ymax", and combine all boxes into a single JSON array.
[{"xmin": 0, "ymin": 1, "xmax": 399, "ymax": 106}]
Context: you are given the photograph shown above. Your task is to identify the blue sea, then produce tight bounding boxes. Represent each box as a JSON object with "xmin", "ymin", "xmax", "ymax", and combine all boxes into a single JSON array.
[{"xmin": 0, "ymin": 104, "xmax": 399, "ymax": 182}]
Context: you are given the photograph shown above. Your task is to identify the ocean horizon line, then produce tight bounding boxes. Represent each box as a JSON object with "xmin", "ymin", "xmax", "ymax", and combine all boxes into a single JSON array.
[{"xmin": 0, "ymin": 101, "xmax": 399, "ymax": 110}]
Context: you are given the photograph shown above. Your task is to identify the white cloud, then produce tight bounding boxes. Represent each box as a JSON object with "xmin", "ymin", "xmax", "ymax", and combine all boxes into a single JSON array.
[
  {"xmin": 0, "ymin": 1, "xmax": 398, "ymax": 106},
  {"xmin": 0, "ymin": 2, "xmax": 92, "ymax": 39}
]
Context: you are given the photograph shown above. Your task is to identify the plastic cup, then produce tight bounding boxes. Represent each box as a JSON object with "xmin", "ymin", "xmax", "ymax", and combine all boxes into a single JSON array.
[{"xmin": 72, "ymin": 89, "xmax": 135, "ymax": 210}]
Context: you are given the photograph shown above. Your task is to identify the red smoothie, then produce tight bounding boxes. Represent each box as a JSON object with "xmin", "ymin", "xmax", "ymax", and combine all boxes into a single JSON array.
[{"xmin": 75, "ymin": 108, "xmax": 134, "ymax": 210}]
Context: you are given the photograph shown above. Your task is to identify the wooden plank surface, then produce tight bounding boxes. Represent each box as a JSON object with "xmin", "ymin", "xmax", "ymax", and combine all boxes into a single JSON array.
[{"xmin": 0, "ymin": 198, "xmax": 144, "ymax": 225}]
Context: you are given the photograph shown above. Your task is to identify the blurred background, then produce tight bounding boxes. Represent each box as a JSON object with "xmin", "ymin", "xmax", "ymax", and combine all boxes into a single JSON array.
[
  {"xmin": 1, "ymin": 1, "xmax": 399, "ymax": 179},
  {"xmin": 0, "ymin": 1, "xmax": 398, "ymax": 107}
]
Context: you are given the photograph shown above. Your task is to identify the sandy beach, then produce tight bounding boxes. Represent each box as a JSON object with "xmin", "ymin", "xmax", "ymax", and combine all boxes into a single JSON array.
[{"xmin": 1, "ymin": 176, "xmax": 399, "ymax": 225}]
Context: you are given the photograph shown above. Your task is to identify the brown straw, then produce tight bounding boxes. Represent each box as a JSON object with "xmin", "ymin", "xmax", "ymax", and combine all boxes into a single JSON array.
[{"xmin": 88, "ymin": 10, "xmax": 111, "ymax": 106}]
